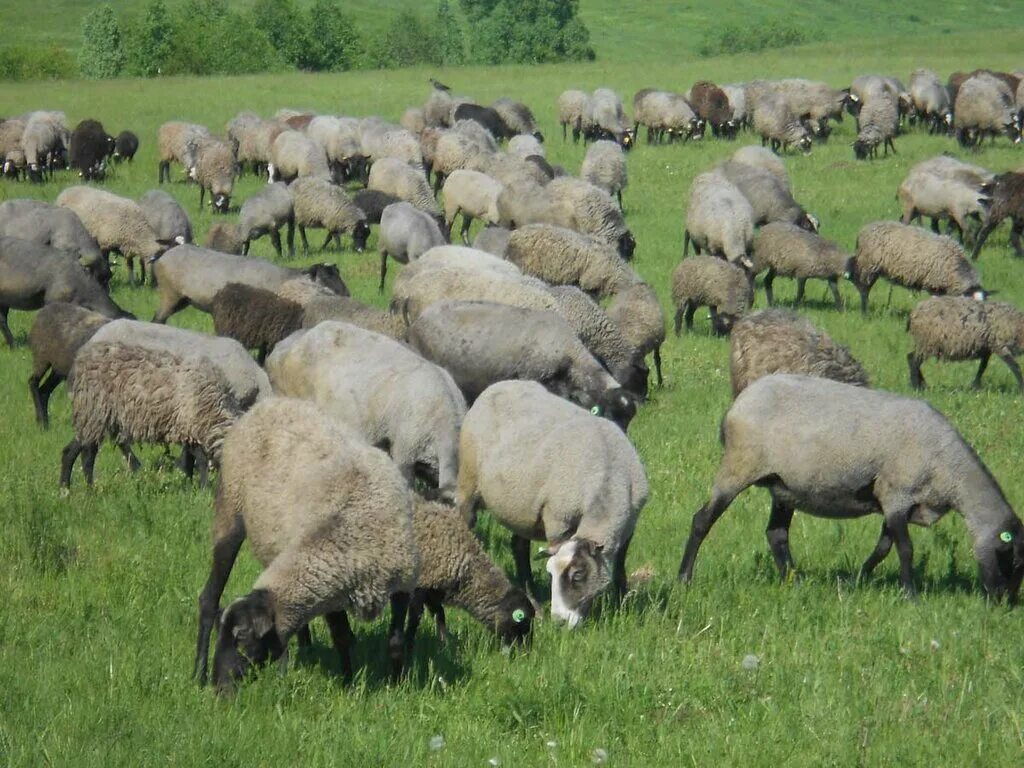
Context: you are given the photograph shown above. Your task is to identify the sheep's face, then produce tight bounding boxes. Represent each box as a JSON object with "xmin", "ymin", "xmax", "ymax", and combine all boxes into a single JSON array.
[
  {"xmin": 352, "ymin": 221, "xmax": 371, "ymax": 252},
  {"xmin": 493, "ymin": 589, "xmax": 535, "ymax": 645},
  {"xmin": 711, "ymin": 312, "xmax": 738, "ymax": 336},
  {"xmin": 308, "ymin": 263, "xmax": 349, "ymax": 296},
  {"xmin": 213, "ymin": 194, "xmax": 230, "ymax": 214},
  {"xmin": 213, "ymin": 591, "xmax": 285, "ymax": 694},
  {"xmin": 845, "ymin": 93, "xmax": 862, "ymax": 117},
  {"xmin": 595, "ymin": 387, "xmax": 639, "ymax": 431},
  {"xmin": 977, "ymin": 522, "xmax": 1024, "ymax": 604},
  {"xmin": 852, "ymin": 139, "xmax": 872, "ymax": 160},
  {"xmin": 532, "ymin": 130, "xmax": 545, "ymax": 144},
  {"xmin": 619, "ymin": 130, "xmax": 635, "ymax": 151},
  {"xmin": 544, "ymin": 539, "xmax": 611, "ymax": 628},
  {"xmin": 798, "ymin": 135, "xmax": 813, "ymax": 155},
  {"xmin": 798, "ymin": 212, "xmax": 819, "ymax": 232},
  {"xmin": 617, "ymin": 232, "xmax": 636, "ymax": 261}
]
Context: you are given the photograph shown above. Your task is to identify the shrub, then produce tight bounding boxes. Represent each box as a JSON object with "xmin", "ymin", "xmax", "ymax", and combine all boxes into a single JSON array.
[
  {"xmin": 124, "ymin": 0, "xmax": 174, "ymax": 77},
  {"xmin": 435, "ymin": 0, "xmax": 466, "ymax": 66},
  {"xmin": 466, "ymin": 0, "xmax": 594, "ymax": 64},
  {"xmin": 79, "ymin": 4, "xmax": 127, "ymax": 79},
  {"xmin": 0, "ymin": 46, "xmax": 76, "ymax": 81},
  {"xmin": 163, "ymin": 0, "xmax": 283, "ymax": 75},
  {"xmin": 373, "ymin": 10, "xmax": 440, "ymax": 69},
  {"xmin": 698, "ymin": 21, "xmax": 813, "ymax": 57},
  {"xmin": 296, "ymin": 0, "xmax": 361, "ymax": 71}
]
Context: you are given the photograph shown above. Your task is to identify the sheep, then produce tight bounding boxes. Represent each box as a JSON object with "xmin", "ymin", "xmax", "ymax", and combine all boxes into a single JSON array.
[
  {"xmin": 909, "ymin": 69, "xmax": 953, "ymax": 134},
  {"xmin": 150, "ymin": 244, "xmax": 347, "ymax": 324},
  {"xmin": 157, "ymin": 121, "xmax": 210, "ymax": 183},
  {"xmin": 306, "ymin": 115, "xmax": 363, "ymax": 182},
  {"xmin": 971, "ymin": 172, "xmax": 1024, "ymax": 259},
  {"xmin": 606, "ymin": 282, "xmax": 667, "ymax": 389},
  {"xmin": 453, "ymin": 103, "xmax": 513, "ymax": 142},
  {"xmin": 351, "ymin": 189, "xmax": 403, "ymax": 225},
  {"xmin": 400, "ymin": 107, "xmax": 426, "ymax": 135},
  {"xmin": 22, "ymin": 112, "xmax": 68, "ymax": 182},
  {"xmin": 138, "ymin": 190, "xmax": 193, "ymax": 248},
  {"xmin": 193, "ymin": 397, "xmax": 419, "ymax": 692},
  {"xmin": 290, "ymin": 176, "xmax": 370, "ymax": 254},
  {"xmin": 678, "ymin": 373, "xmax": 1024, "ymax": 602},
  {"xmin": 684, "ymin": 172, "xmax": 755, "ymax": 264},
  {"xmin": 0, "ymin": 200, "xmax": 108, "ymax": 284},
  {"xmin": 113, "ymin": 130, "xmax": 138, "ymax": 163},
  {"xmin": 377, "ymin": 202, "xmax": 447, "ymax": 293},
  {"xmin": 751, "ymin": 222, "xmax": 850, "ymax": 309},
  {"xmin": 729, "ymin": 309, "xmax": 868, "ymax": 396},
  {"xmin": 632, "ymin": 90, "xmax": 703, "ymax": 144},
  {"xmin": 27, "ymin": 303, "xmax": 111, "ymax": 428},
  {"xmin": 581, "ymin": 140, "xmax": 627, "ymax": 209},
  {"xmin": 226, "ymin": 111, "xmax": 262, "ymax": 172},
  {"xmin": 457, "ymin": 380, "xmax": 649, "ymax": 624},
  {"xmin": 729, "ymin": 145, "xmax": 790, "ymax": 191},
  {"xmin": 492, "ymin": 98, "xmax": 543, "ymax": 141},
  {"xmin": 505, "ymin": 224, "xmax": 637, "ymax": 297},
  {"xmin": 2, "ymin": 147, "xmax": 26, "ymax": 180},
  {"xmin": 407, "ymin": 300, "xmax": 639, "ymax": 428},
  {"xmin": 470, "ymin": 151, "xmax": 549, "ymax": 189},
  {"xmin": 203, "ymin": 222, "xmax": 243, "ymax": 254},
  {"xmin": 853, "ymin": 85, "xmax": 899, "ymax": 160},
  {"xmin": 907, "ymin": 296, "xmax": 1024, "ymax": 392},
  {"xmin": 671, "ymin": 255, "xmax": 753, "ymax": 336},
  {"xmin": 581, "ymin": 88, "xmax": 633, "ymax": 148},
  {"xmin": 0, "ymin": 119, "xmax": 26, "ymax": 177},
  {"xmin": 301, "ymin": 295, "xmax": 408, "ymax": 340},
  {"xmin": 235, "ymin": 116, "xmax": 291, "ymax": 178},
  {"xmin": 546, "ymin": 177, "xmax": 635, "ymax": 258},
  {"xmin": 424, "ymin": 88, "xmax": 467, "ymax": 128},
  {"xmin": 266, "ymin": 321, "xmax": 467, "ymax": 501},
  {"xmin": 751, "ymin": 92, "xmax": 813, "ymax": 154},
  {"xmin": 362, "ymin": 128, "xmax": 424, "ymax": 172},
  {"xmin": 508, "ymin": 134, "xmax": 544, "ymax": 160},
  {"xmin": 954, "ymin": 73, "xmax": 1019, "ymax": 147},
  {"xmin": 56, "ymin": 186, "xmax": 165, "ymax": 286},
  {"xmin": 60, "ymin": 341, "xmax": 241, "ymax": 488},
  {"xmin": 269, "ymin": 130, "xmax": 331, "ymax": 183},
  {"xmin": 851, "ymin": 222, "xmax": 984, "ymax": 314},
  {"xmin": 471, "ymin": 225, "xmax": 511, "ymax": 257},
  {"xmin": 369, "ymin": 157, "xmax": 442, "ymax": 217},
  {"xmin": 209, "ymin": 283, "xmax": 302, "ymax": 364},
  {"xmin": 68, "ymin": 119, "xmax": 113, "ymax": 181},
  {"xmin": 558, "ymin": 89, "xmax": 589, "ymax": 142},
  {"xmin": 715, "ymin": 160, "xmax": 817, "ymax": 231},
  {"xmin": 219, "ymin": 181, "xmax": 296, "ymax": 258},
  {"xmin": 407, "ymin": 497, "xmax": 534, "ymax": 647},
  {"xmin": 771, "ymin": 78, "xmax": 849, "ymax": 138},
  {"xmin": 0, "ymin": 236, "xmax": 130, "ymax": 347},
  {"xmin": 191, "ymin": 138, "xmax": 235, "ymax": 214},
  {"xmin": 429, "ymin": 129, "xmax": 494, "ymax": 192},
  {"xmin": 399, "ymin": 245, "xmax": 521, "ymax": 283},
  {"xmin": 689, "ymin": 81, "xmax": 736, "ymax": 137},
  {"xmin": 442, "ymin": 169, "xmax": 503, "ymax": 244},
  {"xmin": 898, "ymin": 160, "xmax": 991, "ymax": 245},
  {"xmin": 721, "ymin": 84, "xmax": 748, "ymax": 128}
]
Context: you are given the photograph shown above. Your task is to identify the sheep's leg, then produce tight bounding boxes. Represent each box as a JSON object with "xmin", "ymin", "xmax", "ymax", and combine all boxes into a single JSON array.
[
  {"xmin": 194, "ymin": 513, "xmax": 246, "ymax": 685},
  {"xmin": 125, "ymin": 254, "xmax": 136, "ymax": 286},
  {"xmin": 999, "ymin": 353, "xmax": 1024, "ymax": 392},
  {"xmin": 139, "ymin": 256, "xmax": 147, "ymax": 286},
  {"xmin": 678, "ymin": 484, "xmax": 743, "ymax": 582},
  {"xmin": 859, "ymin": 520, "xmax": 893, "ymax": 580},
  {"xmin": 884, "ymin": 509, "xmax": 917, "ymax": 599},
  {"xmin": 684, "ymin": 300, "xmax": 698, "ymax": 331},
  {"xmin": 455, "ymin": 458, "xmax": 479, "ymax": 528},
  {"xmin": 152, "ymin": 295, "xmax": 188, "ymax": 325},
  {"xmin": 30, "ymin": 367, "xmax": 61, "ymax": 428},
  {"xmin": 423, "ymin": 589, "xmax": 449, "ymax": 645},
  {"xmin": 907, "ymin": 352, "xmax": 926, "ymax": 390},
  {"xmin": 405, "ymin": 592, "xmax": 426, "ymax": 651},
  {"xmin": 0, "ymin": 306, "xmax": 13, "ymax": 348},
  {"xmin": 387, "ymin": 593, "xmax": 410, "ymax": 680},
  {"xmin": 192, "ymin": 445, "xmax": 210, "ymax": 488},
  {"xmin": 616, "ymin": 190, "xmax": 623, "ymax": 211},
  {"xmin": 299, "ymin": 226, "xmax": 310, "ymax": 254},
  {"xmin": 118, "ymin": 441, "xmax": 141, "ymax": 472},
  {"xmin": 378, "ymin": 252, "xmax": 389, "ymax": 295},
  {"xmin": 884, "ymin": 283, "xmax": 894, "ymax": 309},
  {"xmin": 333, "ymin": 232, "xmax": 342, "ymax": 250},
  {"xmin": 765, "ymin": 494, "xmax": 796, "ymax": 580},
  {"xmin": 970, "ymin": 219, "xmax": 1000, "ymax": 260},
  {"xmin": 856, "ymin": 278, "xmax": 873, "ymax": 315},
  {"xmin": 972, "ymin": 353, "xmax": 991, "ymax": 389},
  {"xmin": 828, "ymin": 278, "xmax": 843, "ymax": 310},
  {"xmin": 81, "ymin": 443, "xmax": 99, "ymax": 485},
  {"xmin": 59, "ymin": 439, "xmax": 84, "ymax": 488},
  {"xmin": 794, "ymin": 278, "xmax": 807, "ymax": 306},
  {"xmin": 511, "ymin": 534, "xmax": 539, "ymax": 599},
  {"xmin": 561, "ymin": 123, "xmax": 567, "ymax": 141},
  {"xmin": 269, "ymin": 228, "xmax": 283, "ymax": 259},
  {"xmin": 296, "ymin": 625, "xmax": 313, "ymax": 650},
  {"xmin": 612, "ymin": 533, "xmax": 633, "ymax": 602},
  {"xmin": 158, "ymin": 160, "xmax": 168, "ymax": 184},
  {"xmin": 180, "ymin": 445, "xmax": 196, "ymax": 479},
  {"xmin": 1010, "ymin": 220, "xmax": 1024, "ymax": 257},
  {"xmin": 324, "ymin": 611, "xmax": 354, "ymax": 682},
  {"xmin": 318, "ymin": 231, "xmax": 332, "ymax": 251},
  {"xmin": 763, "ymin": 269, "xmax": 776, "ymax": 305},
  {"xmin": 683, "ymin": 230, "xmax": 691, "ymax": 257},
  {"xmin": 460, "ymin": 214, "xmax": 472, "ymax": 245},
  {"xmin": 286, "ymin": 217, "xmax": 296, "ymax": 257},
  {"xmin": 653, "ymin": 345, "xmax": 663, "ymax": 388}
]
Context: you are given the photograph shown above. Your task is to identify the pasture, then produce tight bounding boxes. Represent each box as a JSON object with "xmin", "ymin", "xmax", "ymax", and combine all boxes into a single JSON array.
[{"xmin": 2, "ymin": 27, "xmax": 1024, "ymax": 767}]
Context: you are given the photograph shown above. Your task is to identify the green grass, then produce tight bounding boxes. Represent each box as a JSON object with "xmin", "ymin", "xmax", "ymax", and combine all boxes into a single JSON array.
[{"xmin": 3, "ymin": 26, "xmax": 1024, "ymax": 767}]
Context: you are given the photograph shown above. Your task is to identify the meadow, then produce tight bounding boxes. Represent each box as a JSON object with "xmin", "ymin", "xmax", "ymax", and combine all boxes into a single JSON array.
[{"xmin": 3, "ymin": 26, "xmax": 1024, "ymax": 767}]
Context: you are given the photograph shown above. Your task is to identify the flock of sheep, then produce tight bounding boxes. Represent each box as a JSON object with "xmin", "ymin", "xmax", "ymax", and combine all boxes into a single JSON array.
[{"xmin": 3, "ymin": 64, "xmax": 1024, "ymax": 695}]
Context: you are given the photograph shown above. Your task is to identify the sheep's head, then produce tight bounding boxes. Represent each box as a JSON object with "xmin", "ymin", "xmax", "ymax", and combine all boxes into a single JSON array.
[
  {"xmin": 532, "ymin": 130, "xmax": 545, "ymax": 144},
  {"xmin": 541, "ymin": 539, "xmax": 612, "ymax": 628},
  {"xmin": 212, "ymin": 590, "xmax": 285, "ymax": 695},
  {"xmin": 306, "ymin": 262, "xmax": 349, "ymax": 296},
  {"xmin": 977, "ymin": 521, "xmax": 1024, "ymax": 605},
  {"xmin": 844, "ymin": 92, "xmax": 862, "ymax": 117},
  {"xmin": 593, "ymin": 387, "xmax": 640, "ymax": 432},
  {"xmin": 798, "ymin": 135, "xmax": 813, "ymax": 155},
  {"xmin": 212, "ymin": 193, "xmax": 230, "ymax": 214},
  {"xmin": 352, "ymin": 220, "xmax": 371, "ymax": 252},
  {"xmin": 798, "ymin": 212, "xmax": 820, "ymax": 232},
  {"xmin": 619, "ymin": 129, "xmax": 635, "ymax": 151},
  {"xmin": 492, "ymin": 589, "xmax": 535, "ymax": 645},
  {"xmin": 617, "ymin": 231, "xmax": 636, "ymax": 261},
  {"xmin": 852, "ymin": 139, "xmax": 872, "ymax": 160}
]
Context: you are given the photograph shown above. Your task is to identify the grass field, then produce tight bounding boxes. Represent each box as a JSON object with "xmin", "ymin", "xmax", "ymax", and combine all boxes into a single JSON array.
[{"xmin": 3, "ymin": 26, "xmax": 1024, "ymax": 767}]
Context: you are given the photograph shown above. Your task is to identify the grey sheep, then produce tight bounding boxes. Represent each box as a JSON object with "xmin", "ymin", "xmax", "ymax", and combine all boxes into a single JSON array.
[
  {"xmin": 606, "ymin": 281, "xmax": 667, "ymax": 388},
  {"xmin": 505, "ymin": 224, "xmax": 637, "ymax": 297},
  {"xmin": 301, "ymin": 294, "xmax": 408, "ymax": 340},
  {"xmin": 362, "ymin": 128, "xmax": 424, "ymax": 170},
  {"xmin": 352, "ymin": 189, "xmax": 403, "ymax": 225},
  {"xmin": 721, "ymin": 84, "xmax": 748, "ymax": 128},
  {"xmin": 0, "ymin": 200, "xmax": 108, "ymax": 284},
  {"xmin": 203, "ymin": 222, "xmax": 244, "ymax": 255},
  {"xmin": 471, "ymin": 225, "xmax": 511, "ymax": 257},
  {"xmin": 729, "ymin": 309, "xmax": 869, "ymax": 396},
  {"xmin": 378, "ymin": 201, "xmax": 447, "ymax": 293},
  {"xmin": 582, "ymin": 88, "xmax": 634, "ymax": 147},
  {"xmin": 678, "ymin": 373, "xmax": 1024, "ymax": 602},
  {"xmin": 425, "ymin": 89, "xmax": 459, "ymax": 127},
  {"xmin": 270, "ymin": 130, "xmax": 331, "ymax": 183},
  {"xmin": 225, "ymin": 111, "xmax": 262, "ymax": 174},
  {"xmin": 715, "ymin": 160, "xmax": 817, "ymax": 231},
  {"xmin": 632, "ymin": 90, "xmax": 703, "ymax": 144},
  {"xmin": 751, "ymin": 222, "xmax": 850, "ymax": 309},
  {"xmin": 192, "ymin": 137, "xmax": 236, "ymax": 213},
  {"xmin": 430, "ymin": 129, "xmax": 494, "ymax": 192},
  {"xmin": 369, "ymin": 157, "xmax": 442, "ymax": 217},
  {"xmin": 729, "ymin": 145, "xmax": 790, "ymax": 191},
  {"xmin": 194, "ymin": 397, "xmax": 419, "ymax": 692},
  {"xmin": 971, "ymin": 171, "xmax": 1024, "ymax": 259},
  {"xmin": 22, "ymin": 112, "xmax": 68, "ymax": 182},
  {"xmin": 0, "ymin": 118, "xmax": 26, "ymax": 176},
  {"xmin": 0, "ymin": 236, "xmax": 130, "ymax": 347},
  {"xmin": 291, "ymin": 176, "xmax": 370, "ymax": 254},
  {"xmin": 457, "ymin": 380, "xmax": 649, "ymax": 625},
  {"xmin": 492, "ymin": 97, "xmax": 543, "ymax": 140},
  {"xmin": 898, "ymin": 159, "xmax": 991, "ymax": 244},
  {"xmin": 306, "ymin": 115, "xmax": 363, "ymax": 182},
  {"xmin": 546, "ymin": 177, "xmax": 635, "ymax": 258},
  {"xmin": 853, "ymin": 84, "xmax": 899, "ymax": 160},
  {"xmin": 210, "ymin": 283, "xmax": 303, "ymax": 364},
  {"xmin": 442, "ymin": 169, "xmax": 503, "ymax": 244},
  {"xmin": 684, "ymin": 172, "xmax": 755, "ymax": 264},
  {"xmin": 558, "ymin": 89, "xmax": 589, "ymax": 142},
  {"xmin": 400, "ymin": 107, "xmax": 426, "ymax": 135},
  {"xmin": 138, "ymin": 190, "xmax": 194, "ymax": 247},
  {"xmin": 232, "ymin": 181, "xmax": 295, "ymax": 258},
  {"xmin": 851, "ymin": 222, "xmax": 984, "ymax": 314},
  {"xmin": 508, "ymin": 134, "xmax": 544, "ymax": 160},
  {"xmin": 771, "ymin": 78, "xmax": 849, "ymax": 138},
  {"xmin": 954, "ymin": 73, "xmax": 1019, "ymax": 148},
  {"xmin": 581, "ymin": 140, "xmax": 628, "ymax": 209},
  {"xmin": 407, "ymin": 300, "xmax": 638, "ymax": 428},
  {"xmin": 907, "ymin": 296, "xmax": 1024, "ymax": 392},
  {"xmin": 60, "ymin": 341, "xmax": 241, "ymax": 488},
  {"xmin": 157, "ymin": 121, "xmax": 210, "ymax": 183},
  {"xmin": 266, "ymin": 321, "xmax": 467, "ymax": 501},
  {"xmin": 909, "ymin": 69, "xmax": 953, "ymax": 133},
  {"xmin": 27, "ymin": 303, "xmax": 111, "ymax": 428},
  {"xmin": 751, "ymin": 92, "xmax": 812, "ymax": 154},
  {"xmin": 671, "ymin": 255, "xmax": 753, "ymax": 336},
  {"xmin": 56, "ymin": 186, "xmax": 165, "ymax": 285}
]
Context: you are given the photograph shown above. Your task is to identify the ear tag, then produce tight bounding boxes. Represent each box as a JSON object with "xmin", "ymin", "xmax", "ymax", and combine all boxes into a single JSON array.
[
  {"xmin": 512, "ymin": 609, "xmax": 526, "ymax": 624},
  {"xmin": 590, "ymin": 406, "xmax": 601, "ymax": 416},
  {"xmin": 1000, "ymin": 531, "xmax": 1013, "ymax": 543}
]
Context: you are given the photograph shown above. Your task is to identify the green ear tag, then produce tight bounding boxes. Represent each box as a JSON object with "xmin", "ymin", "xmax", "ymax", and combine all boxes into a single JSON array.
[
  {"xmin": 590, "ymin": 406, "xmax": 601, "ymax": 416},
  {"xmin": 512, "ymin": 609, "xmax": 526, "ymax": 624},
  {"xmin": 1000, "ymin": 531, "xmax": 1014, "ymax": 543}
]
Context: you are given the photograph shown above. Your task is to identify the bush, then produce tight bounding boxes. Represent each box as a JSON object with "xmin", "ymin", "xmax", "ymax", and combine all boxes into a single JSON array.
[
  {"xmin": 698, "ymin": 21, "xmax": 813, "ymax": 57},
  {"xmin": 125, "ymin": 0, "xmax": 174, "ymax": 77},
  {"xmin": 162, "ymin": 0, "xmax": 283, "ymax": 76},
  {"xmin": 466, "ymin": 0, "xmax": 594, "ymax": 64},
  {"xmin": 435, "ymin": 0, "xmax": 466, "ymax": 66},
  {"xmin": 79, "ymin": 4, "xmax": 127, "ymax": 78},
  {"xmin": 373, "ymin": 10, "xmax": 440, "ymax": 69},
  {"xmin": 0, "ymin": 46, "xmax": 76, "ymax": 81},
  {"xmin": 296, "ymin": 0, "xmax": 362, "ymax": 71}
]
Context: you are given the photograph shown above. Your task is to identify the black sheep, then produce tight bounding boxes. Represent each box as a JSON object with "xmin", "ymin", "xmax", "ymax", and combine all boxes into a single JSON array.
[
  {"xmin": 113, "ymin": 130, "xmax": 139, "ymax": 163},
  {"xmin": 69, "ymin": 119, "xmax": 114, "ymax": 181},
  {"xmin": 453, "ymin": 103, "xmax": 514, "ymax": 142}
]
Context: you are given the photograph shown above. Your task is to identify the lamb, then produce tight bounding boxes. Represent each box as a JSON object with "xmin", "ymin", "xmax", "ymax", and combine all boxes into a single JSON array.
[
  {"xmin": 632, "ymin": 90, "xmax": 703, "ymax": 144},
  {"xmin": 491, "ymin": 98, "xmax": 543, "ymax": 141},
  {"xmin": 0, "ymin": 236, "xmax": 130, "ymax": 347},
  {"xmin": 157, "ymin": 121, "xmax": 210, "ymax": 183},
  {"xmin": 300, "ymin": 295, "xmax": 408, "ymax": 340},
  {"xmin": 193, "ymin": 397, "xmax": 419, "ymax": 692},
  {"xmin": 751, "ymin": 92, "xmax": 813, "ymax": 154},
  {"xmin": 671, "ymin": 255, "xmax": 753, "ymax": 336},
  {"xmin": 907, "ymin": 296, "xmax": 1024, "ymax": 392},
  {"xmin": 954, "ymin": 73, "xmax": 1019, "ymax": 147},
  {"xmin": 56, "ymin": 186, "xmax": 165, "ymax": 285},
  {"xmin": 714, "ymin": 160, "xmax": 817, "ymax": 231},
  {"xmin": 192, "ymin": 138, "xmax": 235, "ymax": 213},
  {"xmin": 851, "ymin": 222, "xmax": 984, "ymax": 314},
  {"xmin": 581, "ymin": 88, "xmax": 633, "ymax": 148},
  {"xmin": 113, "ymin": 130, "xmax": 138, "ymax": 162},
  {"xmin": 369, "ymin": 157, "xmax": 442, "ymax": 217},
  {"xmin": 471, "ymin": 225, "xmax": 511, "ymax": 257},
  {"xmin": 457, "ymin": 380, "xmax": 649, "ymax": 625},
  {"xmin": 606, "ymin": 282, "xmax": 667, "ymax": 388},
  {"xmin": 558, "ymin": 89, "xmax": 589, "ymax": 142},
  {"xmin": 689, "ymin": 81, "xmax": 736, "ymax": 137},
  {"xmin": 751, "ymin": 222, "xmax": 851, "ymax": 309},
  {"xmin": 853, "ymin": 85, "xmax": 899, "ymax": 160},
  {"xmin": 27, "ymin": 303, "xmax": 111, "ymax": 428},
  {"xmin": 729, "ymin": 309, "xmax": 868, "ymax": 396},
  {"xmin": 505, "ymin": 224, "xmax": 637, "ymax": 297},
  {"xmin": 60, "ymin": 341, "xmax": 241, "ymax": 488},
  {"xmin": 729, "ymin": 145, "xmax": 790, "ymax": 191},
  {"xmin": 898, "ymin": 160, "xmax": 991, "ymax": 244},
  {"xmin": 269, "ymin": 130, "xmax": 331, "ymax": 183},
  {"xmin": 581, "ymin": 140, "xmax": 627, "ymax": 209},
  {"xmin": 210, "ymin": 283, "xmax": 303, "ymax": 364},
  {"xmin": 678, "ymin": 374, "xmax": 1024, "ymax": 603},
  {"xmin": 0, "ymin": 200, "xmax": 108, "ymax": 283},
  {"xmin": 442, "ymin": 169, "xmax": 503, "ymax": 244},
  {"xmin": 546, "ymin": 177, "xmax": 636, "ymax": 258},
  {"xmin": 971, "ymin": 171, "xmax": 1024, "ymax": 259},
  {"xmin": 150, "ymin": 244, "xmax": 348, "ymax": 324},
  {"xmin": 290, "ymin": 176, "xmax": 370, "ymax": 254},
  {"xmin": 266, "ymin": 321, "xmax": 467, "ymax": 501},
  {"xmin": 137, "ymin": 190, "xmax": 193, "ymax": 247},
  {"xmin": 684, "ymin": 172, "xmax": 755, "ymax": 264},
  {"xmin": 406, "ymin": 497, "xmax": 534, "ymax": 647},
  {"xmin": 223, "ymin": 181, "xmax": 295, "ymax": 258},
  {"xmin": 508, "ymin": 134, "xmax": 544, "ymax": 160},
  {"xmin": 909, "ymin": 69, "xmax": 953, "ymax": 134},
  {"xmin": 68, "ymin": 119, "xmax": 114, "ymax": 181},
  {"xmin": 377, "ymin": 201, "xmax": 447, "ymax": 293},
  {"xmin": 407, "ymin": 301, "xmax": 638, "ymax": 428}
]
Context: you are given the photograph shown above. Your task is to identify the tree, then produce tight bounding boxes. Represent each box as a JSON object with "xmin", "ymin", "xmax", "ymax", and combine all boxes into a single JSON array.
[
  {"xmin": 79, "ymin": 4, "xmax": 126, "ymax": 79},
  {"xmin": 472, "ymin": 0, "xmax": 593, "ymax": 64},
  {"xmin": 435, "ymin": 0, "xmax": 465, "ymax": 65},
  {"xmin": 128, "ymin": 0, "xmax": 174, "ymax": 77},
  {"xmin": 375, "ymin": 10, "xmax": 439, "ymax": 69},
  {"xmin": 299, "ymin": 0, "xmax": 361, "ymax": 71},
  {"xmin": 164, "ymin": 0, "xmax": 282, "ymax": 76},
  {"xmin": 252, "ymin": 0, "xmax": 307, "ymax": 67}
]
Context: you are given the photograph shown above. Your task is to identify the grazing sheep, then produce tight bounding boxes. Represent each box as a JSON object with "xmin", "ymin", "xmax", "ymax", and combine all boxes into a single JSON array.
[
  {"xmin": 671, "ymin": 256, "xmax": 753, "ymax": 336},
  {"xmin": 203, "ymin": 222, "xmax": 243, "ymax": 254},
  {"xmin": 306, "ymin": 115, "xmax": 363, "ymax": 182},
  {"xmin": 689, "ymin": 81, "xmax": 736, "ymax": 137},
  {"xmin": 193, "ymin": 397, "xmax": 419, "ymax": 692},
  {"xmin": 290, "ymin": 176, "xmax": 370, "ymax": 254},
  {"xmin": 546, "ymin": 177, "xmax": 635, "ymax": 258},
  {"xmin": 508, "ymin": 134, "xmax": 544, "ymax": 160},
  {"xmin": 400, "ymin": 107, "xmax": 426, "ymax": 135},
  {"xmin": 0, "ymin": 119, "xmax": 26, "ymax": 176},
  {"xmin": 907, "ymin": 296, "xmax": 1024, "ymax": 391},
  {"xmin": 492, "ymin": 98, "xmax": 543, "ymax": 141},
  {"xmin": 0, "ymin": 237, "xmax": 130, "ymax": 346},
  {"xmin": 721, "ymin": 84, "xmax": 748, "ymax": 128},
  {"xmin": 228, "ymin": 181, "xmax": 295, "ymax": 258},
  {"xmin": 56, "ymin": 186, "xmax": 165, "ymax": 285},
  {"xmin": 558, "ymin": 89, "xmax": 589, "ymax": 142},
  {"xmin": 157, "ymin": 121, "xmax": 210, "ymax": 183},
  {"xmin": 752, "ymin": 92, "xmax": 813, "ymax": 154},
  {"xmin": 581, "ymin": 140, "xmax": 627, "ymax": 209},
  {"xmin": 27, "ymin": 303, "xmax": 110, "ymax": 428},
  {"xmin": 684, "ymin": 172, "xmax": 755, "ymax": 264},
  {"xmin": 751, "ymin": 223, "xmax": 850, "ymax": 309},
  {"xmin": 269, "ymin": 130, "xmax": 331, "ymax": 183},
  {"xmin": 192, "ymin": 138, "xmax": 235, "ymax": 213},
  {"xmin": 301, "ymin": 295, "xmax": 408, "ymax": 340},
  {"xmin": 210, "ymin": 283, "xmax": 302, "ymax": 364},
  {"xmin": 729, "ymin": 309, "xmax": 868, "ymax": 396},
  {"xmin": 138, "ymin": 190, "xmax": 193, "ymax": 247},
  {"xmin": 971, "ymin": 172, "xmax": 1024, "ymax": 259},
  {"xmin": 954, "ymin": 73, "xmax": 1019, "ymax": 148},
  {"xmin": 378, "ymin": 202, "xmax": 447, "ymax": 293},
  {"xmin": 729, "ymin": 145, "xmax": 790, "ymax": 190},
  {"xmin": 113, "ymin": 130, "xmax": 139, "ymax": 162},
  {"xmin": 505, "ymin": 224, "xmax": 636, "ymax": 297},
  {"xmin": 471, "ymin": 225, "xmax": 511, "ymax": 257},
  {"xmin": 581, "ymin": 88, "xmax": 633, "ymax": 148},
  {"xmin": 429, "ymin": 129, "xmax": 494, "ymax": 192},
  {"xmin": 0, "ymin": 200, "xmax": 108, "ymax": 283},
  {"xmin": 853, "ymin": 85, "xmax": 899, "ymax": 160},
  {"xmin": 715, "ymin": 160, "xmax": 817, "ymax": 231},
  {"xmin": 351, "ymin": 189, "xmax": 403, "ymax": 225},
  {"xmin": 851, "ymin": 222, "xmax": 984, "ymax": 314},
  {"xmin": 442, "ymin": 169, "xmax": 503, "ymax": 244},
  {"xmin": 909, "ymin": 69, "xmax": 953, "ymax": 133},
  {"xmin": 898, "ymin": 160, "xmax": 991, "ymax": 245},
  {"xmin": 369, "ymin": 157, "xmax": 442, "ymax": 217},
  {"xmin": 632, "ymin": 90, "xmax": 703, "ymax": 144},
  {"xmin": 22, "ymin": 112, "xmax": 69, "ymax": 182},
  {"xmin": 453, "ymin": 103, "xmax": 512, "ymax": 142},
  {"xmin": 68, "ymin": 119, "xmax": 113, "ymax": 181},
  {"xmin": 678, "ymin": 373, "xmax": 1024, "ymax": 602},
  {"xmin": 772, "ymin": 78, "xmax": 849, "ymax": 139},
  {"xmin": 457, "ymin": 380, "xmax": 649, "ymax": 624},
  {"xmin": 60, "ymin": 341, "xmax": 241, "ymax": 488},
  {"xmin": 606, "ymin": 282, "xmax": 667, "ymax": 388},
  {"xmin": 400, "ymin": 245, "xmax": 521, "ymax": 282},
  {"xmin": 407, "ymin": 300, "xmax": 638, "ymax": 428}
]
